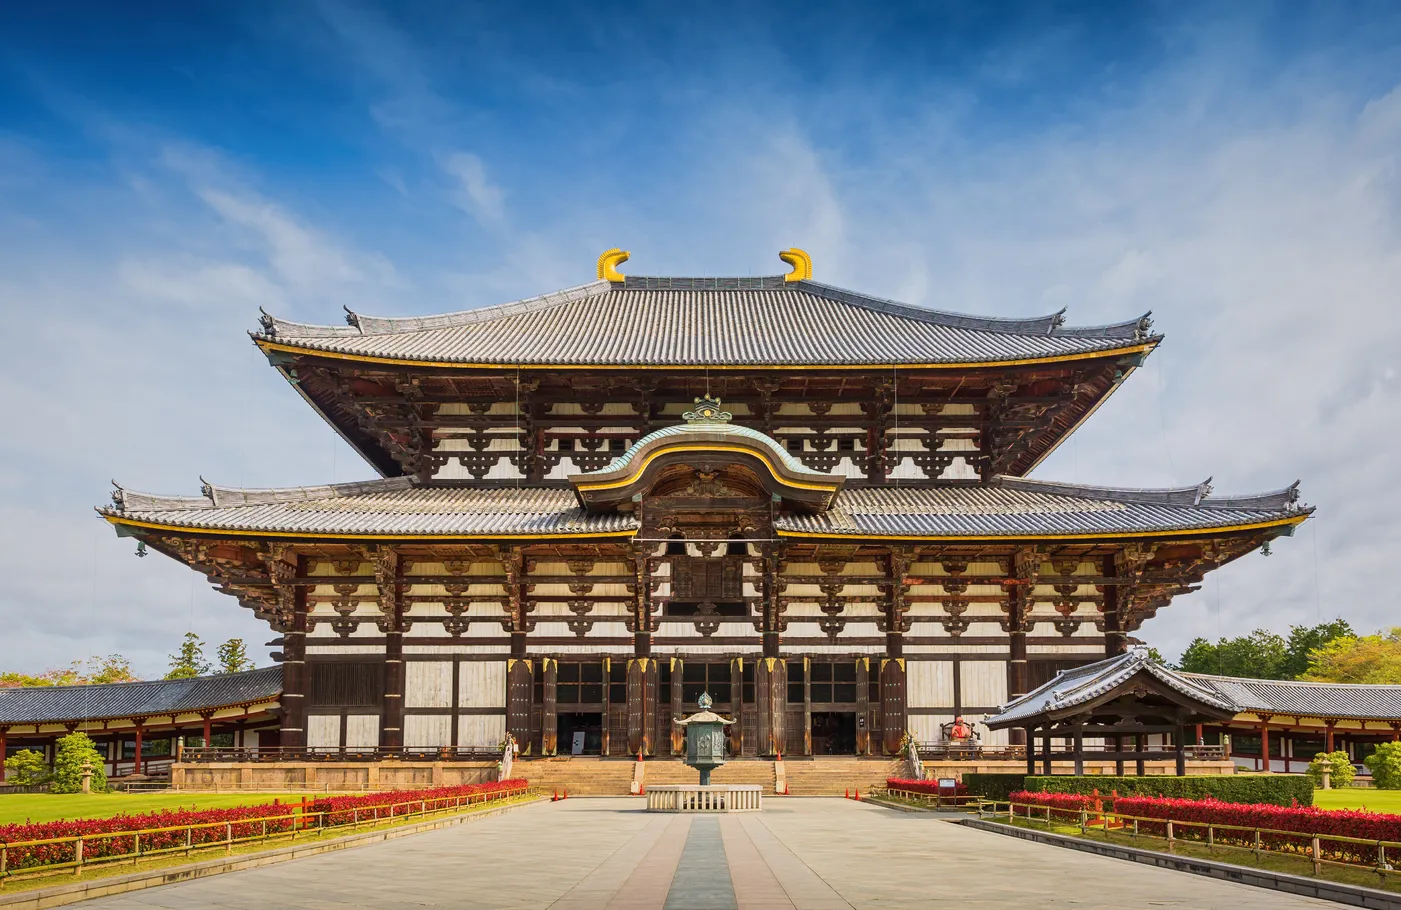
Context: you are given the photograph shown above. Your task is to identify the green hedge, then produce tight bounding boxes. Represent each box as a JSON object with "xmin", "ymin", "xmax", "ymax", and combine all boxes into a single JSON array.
[
  {"xmin": 1024, "ymin": 774, "xmax": 1313, "ymax": 807},
  {"xmin": 961, "ymin": 773, "xmax": 1027, "ymax": 801}
]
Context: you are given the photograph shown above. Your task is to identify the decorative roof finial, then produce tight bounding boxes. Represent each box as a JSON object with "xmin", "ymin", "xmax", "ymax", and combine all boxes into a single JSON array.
[
  {"xmin": 597, "ymin": 248, "xmax": 630, "ymax": 282},
  {"xmin": 684, "ymin": 396, "xmax": 732, "ymax": 424},
  {"xmin": 258, "ymin": 307, "xmax": 276, "ymax": 337},
  {"xmin": 697, "ymin": 691, "xmax": 713, "ymax": 711},
  {"xmin": 779, "ymin": 248, "xmax": 812, "ymax": 283}
]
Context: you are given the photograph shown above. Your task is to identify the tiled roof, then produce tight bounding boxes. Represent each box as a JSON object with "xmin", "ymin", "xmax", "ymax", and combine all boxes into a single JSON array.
[
  {"xmin": 255, "ymin": 277, "xmax": 1157, "ymax": 367},
  {"xmin": 0, "ymin": 668, "xmax": 282, "ymax": 725},
  {"xmin": 1182, "ymin": 674, "xmax": 1401, "ymax": 722},
  {"xmin": 985, "ymin": 650, "xmax": 1238, "ymax": 727},
  {"xmin": 103, "ymin": 475, "xmax": 1304, "ymax": 539},
  {"xmin": 774, "ymin": 477, "xmax": 1307, "ymax": 538},
  {"xmin": 104, "ymin": 479, "xmax": 638, "ymax": 537}
]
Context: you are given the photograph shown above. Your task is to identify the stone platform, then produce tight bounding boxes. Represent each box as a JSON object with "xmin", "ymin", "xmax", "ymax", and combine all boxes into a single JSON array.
[{"xmin": 646, "ymin": 785, "xmax": 762, "ymax": 812}]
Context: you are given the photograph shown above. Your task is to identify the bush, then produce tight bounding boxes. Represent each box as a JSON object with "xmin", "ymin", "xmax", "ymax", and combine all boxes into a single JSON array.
[
  {"xmin": 50, "ymin": 732, "xmax": 108, "ymax": 794},
  {"xmin": 1365, "ymin": 742, "xmax": 1401, "ymax": 789},
  {"xmin": 1115, "ymin": 795, "xmax": 1401, "ymax": 865},
  {"xmin": 886, "ymin": 778, "xmax": 965, "ymax": 795},
  {"xmin": 1305, "ymin": 750, "xmax": 1356, "ymax": 789},
  {"xmin": 308, "ymin": 780, "xmax": 527, "ymax": 826},
  {"xmin": 1009, "ymin": 790, "xmax": 1093, "ymax": 822},
  {"xmin": 1025, "ymin": 774, "xmax": 1313, "ymax": 807},
  {"xmin": 962, "ymin": 773, "xmax": 1025, "ymax": 801},
  {"xmin": 4, "ymin": 749, "xmax": 50, "ymax": 787}
]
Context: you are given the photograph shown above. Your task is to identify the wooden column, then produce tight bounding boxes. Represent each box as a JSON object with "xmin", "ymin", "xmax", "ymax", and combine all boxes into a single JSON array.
[
  {"xmin": 1040, "ymin": 729, "xmax": 1052, "ymax": 775},
  {"xmin": 761, "ymin": 545, "xmax": 781, "ymax": 659},
  {"xmin": 756, "ymin": 657, "xmax": 786, "ymax": 756},
  {"xmin": 1072, "ymin": 726, "xmax": 1085, "ymax": 776},
  {"xmin": 601, "ymin": 657, "xmax": 611, "ymax": 757},
  {"xmin": 1101, "ymin": 554, "xmax": 1126, "ymax": 657},
  {"xmin": 1135, "ymin": 732, "xmax": 1145, "ymax": 776},
  {"xmin": 855, "ymin": 657, "xmax": 871, "ymax": 756},
  {"xmin": 133, "ymin": 722, "xmax": 145, "ymax": 775},
  {"xmin": 1025, "ymin": 726, "xmax": 1036, "ymax": 774},
  {"xmin": 631, "ymin": 547, "xmax": 653, "ymax": 659},
  {"xmin": 802, "ymin": 657, "xmax": 813, "ymax": 756},
  {"xmin": 1324, "ymin": 721, "xmax": 1335, "ymax": 753},
  {"xmin": 271, "ymin": 549, "xmax": 308, "ymax": 749},
  {"xmin": 506, "ymin": 658, "xmax": 533, "ymax": 753},
  {"xmin": 541, "ymin": 657, "xmax": 559, "ymax": 756},
  {"xmin": 670, "ymin": 658, "xmax": 685, "ymax": 755},
  {"xmin": 879, "ymin": 658, "xmax": 907, "ymax": 756},
  {"xmin": 1174, "ymin": 724, "xmax": 1186, "ymax": 776},
  {"xmin": 201, "ymin": 713, "xmax": 213, "ymax": 749},
  {"xmin": 1005, "ymin": 549, "xmax": 1034, "ymax": 745},
  {"xmin": 1260, "ymin": 720, "xmax": 1271, "ymax": 773},
  {"xmin": 730, "ymin": 657, "xmax": 744, "ymax": 756},
  {"xmin": 1113, "ymin": 734, "xmax": 1124, "ymax": 776},
  {"xmin": 377, "ymin": 549, "xmax": 405, "ymax": 750},
  {"xmin": 0, "ymin": 726, "xmax": 7, "ymax": 782},
  {"xmin": 626, "ymin": 657, "xmax": 657, "ymax": 756}
]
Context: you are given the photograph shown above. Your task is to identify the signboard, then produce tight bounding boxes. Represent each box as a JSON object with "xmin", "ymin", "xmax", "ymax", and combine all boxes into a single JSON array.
[{"xmin": 937, "ymin": 778, "xmax": 957, "ymax": 790}]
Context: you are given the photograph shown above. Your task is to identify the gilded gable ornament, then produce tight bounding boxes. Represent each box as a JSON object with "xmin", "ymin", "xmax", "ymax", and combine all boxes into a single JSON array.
[{"xmin": 683, "ymin": 396, "xmax": 732, "ymax": 424}]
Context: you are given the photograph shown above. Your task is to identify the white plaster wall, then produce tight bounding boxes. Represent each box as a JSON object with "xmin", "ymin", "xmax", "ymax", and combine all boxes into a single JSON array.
[
  {"xmin": 458, "ymin": 715, "xmax": 506, "ymax": 747},
  {"xmin": 459, "ymin": 661, "xmax": 506, "ymax": 708},
  {"xmin": 345, "ymin": 715, "xmax": 380, "ymax": 749},
  {"xmin": 307, "ymin": 715, "xmax": 340, "ymax": 749},
  {"xmin": 405, "ymin": 715, "xmax": 452, "ymax": 749},
  {"xmin": 405, "ymin": 661, "xmax": 454, "ymax": 708},
  {"xmin": 907, "ymin": 660, "xmax": 956, "ymax": 709},
  {"xmin": 960, "ymin": 661, "xmax": 1008, "ymax": 708}
]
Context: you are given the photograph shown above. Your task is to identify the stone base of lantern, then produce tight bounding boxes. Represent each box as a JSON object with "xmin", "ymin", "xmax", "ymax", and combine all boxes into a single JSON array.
[{"xmin": 645, "ymin": 784, "xmax": 763, "ymax": 812}]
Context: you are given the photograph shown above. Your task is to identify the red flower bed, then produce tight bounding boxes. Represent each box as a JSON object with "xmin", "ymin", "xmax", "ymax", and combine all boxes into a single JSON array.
[
  {"xmin": 0, "ymin": 802, "xmax": 297, "ymax": 871},
  {"xmin": 886, "ymin": 778, "xmax": 966, "ymax": 795},
  {"xmin": 1114, "ymin": 796, "xmax": 1401, "ymax": 865},
  {"xmin": 1010, "ymin": 790, "xmax": 1093, "ymax": 821},
  {"xmin": 309, "ymin": 780, "xmax": 527, "ymax": 826},
  {"xmin": 0, "ymin": 780, "xmax": 528, "ymax": 875}
]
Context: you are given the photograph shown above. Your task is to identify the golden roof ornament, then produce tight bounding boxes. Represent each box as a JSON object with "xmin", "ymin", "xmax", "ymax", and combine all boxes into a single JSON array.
[
  {"xmin": 597, "ymin": 248, "xmax": 630, "ymax": 282},
  {"xmin": 779, "ymin": 247, "xmax": 812, "ymax": 282},
  {"xmin": 683, "ymin": 396, "xmax": 732, "ymax": 424}
]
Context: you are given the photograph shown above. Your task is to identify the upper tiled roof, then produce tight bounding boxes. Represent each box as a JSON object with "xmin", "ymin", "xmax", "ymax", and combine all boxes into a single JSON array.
[
  {"xmin": 104, "ymin": 479, "xmax": 637, "ymax": 537},
  {"xmin": 985, "ymin": 650, "xmax": 1238, "ymax": 727},
  {"xmin": 255, "ymin": 277, "xmax": 1157, "ymax": 367},
  {"xmin": 774, "ymin": 477, "xmax": 1307, "ymax": 538},
  {"xmin": 102, "ymin": 474, "xmax": 1304, "ymax": 540},
  {"xmin": 0, "ymin": 668, "xmax": 282, "ymax": 725},
  {"xmin": 1183, "ymin": 674, "xmax": 1401, "ymax": 721}
]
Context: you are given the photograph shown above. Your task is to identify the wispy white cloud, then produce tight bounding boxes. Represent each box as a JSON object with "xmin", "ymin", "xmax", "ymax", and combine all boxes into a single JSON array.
[{"xmin": 438, "ymin": 151, "xmax": 506, "ymax": 225}]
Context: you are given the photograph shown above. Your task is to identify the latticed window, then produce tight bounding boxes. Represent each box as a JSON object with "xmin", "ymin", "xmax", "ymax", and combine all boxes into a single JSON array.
[
  {"xmin": 556, "ymin": 661, "xmax": 604, "ymax": 704},
  {"xmin": 810, "ymin": 662, "xmax": 857, "ymax": 703},
  {"xmin": 682, "ymin": 662, "xmax": 731, "ymax": 704},
  {"xmin": 609, "ymin": 660, "xmax": 626, "ymax": 703}
]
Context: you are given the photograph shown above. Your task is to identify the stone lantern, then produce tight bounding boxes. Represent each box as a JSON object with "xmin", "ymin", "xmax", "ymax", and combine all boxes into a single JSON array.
[{"xmin": 676, "ymin": 692, "xmax": 734, "ymax": 786}]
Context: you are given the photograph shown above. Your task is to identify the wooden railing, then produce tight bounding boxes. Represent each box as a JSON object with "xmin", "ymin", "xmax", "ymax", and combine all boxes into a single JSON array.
[
  {"xmin": 178, "ymin": 746, "xmax": 502, "ymax": 763},
  {"xmin": 914, "ymin": 743, "xmax": 1227, "ymax": 762},
  {"xmin": 980, "ymin": 799, "xmax": 1400, "ymax": 884},
  {"xmin": 875, "ymin": 786, "xmax": 981, "ymax": 809},
  {"xmin": 0, "ymin": 785, "xmax": 533, "ymax": 886}
]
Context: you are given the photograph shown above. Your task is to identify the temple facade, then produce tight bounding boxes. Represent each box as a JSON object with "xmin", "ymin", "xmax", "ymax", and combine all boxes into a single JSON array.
[{"xmin": 99, "ymin": 249, "xmax": 1312, "ymax": 760}]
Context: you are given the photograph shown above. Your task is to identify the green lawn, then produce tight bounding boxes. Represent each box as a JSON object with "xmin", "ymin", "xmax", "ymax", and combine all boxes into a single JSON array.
[
  {"xmin": 0, "ymin": 791, "xmax": 314, "ymax": 827},
  {"xmin": 1313, "ymin": 787, "xmax": 1401, "ymax": 814}
]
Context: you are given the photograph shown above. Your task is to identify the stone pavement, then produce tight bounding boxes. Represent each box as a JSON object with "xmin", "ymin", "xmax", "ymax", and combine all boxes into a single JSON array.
[{"xmin": 81, "ymin": 798, "xmax": 1342, "ymax": 909}]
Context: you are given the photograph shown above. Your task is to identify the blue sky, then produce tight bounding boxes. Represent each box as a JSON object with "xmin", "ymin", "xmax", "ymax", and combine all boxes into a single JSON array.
[{"xmin": 2, "ymin": 1, "xmax": 1400, "ymax": 677}]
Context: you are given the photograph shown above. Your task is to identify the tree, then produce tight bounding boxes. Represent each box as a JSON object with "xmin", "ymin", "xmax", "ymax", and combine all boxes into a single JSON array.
[
  {"xmin": 1365, "ymin": 742, "xmax": 1401, "ymax": 790},
  {"xmin": 1177, "ymin": 629, "xmax": 1287, "ymax": 678},
  {"xmin": 1281, "ymin": 619, "xmax": 1355, "ymax": 679},
  {"xmin": 50, "ymin": 732, "xmax": 107, "ymax": 793},
  {"xmin": 1303, "ymin": 628, "xmax": 1401, "ymax": 684},
  {"xmin": 3, "ymin": 749, "xmax": 49, "ymax": 787},
  {"xmin": 0, "ymin": 655, "xmax": 140, "ymax": 689},
  {"xmin": 1174, "ymin": 621, "xmax": 1355, "ymax": 680},
  {"xmin": 1305, "ymin": 750, "xmax": 1356, "ymax": 789},
  {"xmin": 166, "ymin": 632, "xmax": 210, "ymax": 680},
  {"xmin": 216, "ymin": 638, "xmax": 252, "ymax": 674}
]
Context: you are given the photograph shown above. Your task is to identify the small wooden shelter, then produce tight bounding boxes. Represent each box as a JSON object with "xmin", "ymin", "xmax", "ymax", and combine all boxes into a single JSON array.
[{"xmin": 983, "ymin": 648, "xmax": 1236, "ymax": 776}]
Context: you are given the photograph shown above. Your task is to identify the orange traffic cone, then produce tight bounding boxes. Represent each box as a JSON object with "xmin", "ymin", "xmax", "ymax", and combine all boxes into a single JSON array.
[
  {"xmin": 552, "ymin": 790, "xmax": 559, "ymax": 802},
  {"xmin": 854, "ymin": 790, "xmax": 861, "ymax": 801},
  {"xmin": 844, "ymin": 788, "xmax": 850, "ymax": 799}
]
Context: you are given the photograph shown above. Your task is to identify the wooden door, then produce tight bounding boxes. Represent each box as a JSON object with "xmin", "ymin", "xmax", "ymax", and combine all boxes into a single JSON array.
[
  {"xmin": 506, "ymin": 659, "xmax": 533, "ymax": 754},
  {"xmin": 541, "ymin": 658, "xmax": 558, "ymax": 756},
  {"xmin": 880, "ymin": 658, "xmax": 907, "ymax": 755}
]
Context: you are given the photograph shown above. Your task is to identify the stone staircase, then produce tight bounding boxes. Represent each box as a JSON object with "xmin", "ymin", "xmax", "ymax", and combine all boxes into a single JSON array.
[
  {"xmin": 516, "ymin": 757, "xmax": 637, "ymax": 796},
  {"xmin": 641, "ymin": 759, "xmax": 776, "ymax": 792},
  {"xmin": 780, "ymin": 757, "xmax": 906, "ymax": 796}
]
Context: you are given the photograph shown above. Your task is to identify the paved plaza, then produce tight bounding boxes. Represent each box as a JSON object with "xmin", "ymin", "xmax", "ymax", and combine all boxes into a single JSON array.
[{"xmin": 83, "ymin": 798, "xmax": 1339, "ymax": 909}]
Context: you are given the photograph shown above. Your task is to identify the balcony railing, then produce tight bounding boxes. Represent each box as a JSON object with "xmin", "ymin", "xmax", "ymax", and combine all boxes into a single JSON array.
[
  {"xmin": 179, "ymin": 746, "xmax": 503, "ymax": 764},
  {"xmin": 912, "ymin": 743, "xmax": 1226, "ymax": 762}
]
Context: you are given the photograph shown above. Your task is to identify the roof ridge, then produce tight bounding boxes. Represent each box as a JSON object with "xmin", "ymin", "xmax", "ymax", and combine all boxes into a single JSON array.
[
  {"xmin": 108, "ymin": 477, "xmax": 415, "ymax": 513},
  {"xmin": 255, "ymin": 281, "xmax": 611, "ymax": 340},
  {"xmin": 998, "ymin": 475, "xmax": 1305, "ymax": 511},
  {"xmin": 0, "ymin": 666, "xmax": 278, "ymax": 694},
  {"xmin": 1182, "ymin": 671, "xmax": 1401, "ymax": 690}
]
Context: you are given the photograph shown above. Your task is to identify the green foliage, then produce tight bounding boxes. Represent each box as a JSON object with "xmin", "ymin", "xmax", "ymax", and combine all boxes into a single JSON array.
[
  {"xmin": 166, "ymin": 632, "xmax": 210, "ymax": 680},
  {"xmin": 961, "ymin": 773, "xmax": 1026, "ymax": 801},
  {"xmin": 50, "ymin": 732, "xmax": 107, "ymax": 794},
  {"xmin": 1176, "ymin": 620, "xmax": 1354, "ymax": 680},
  {"xmin": 1364, "ymin": 742, "xmax": 1401, "ymax": 789},
  {"xmin": 1303, "ymin": 627, "xmax": 1401, "ymax": 684},
  {"xmin": 1304, "ymin": 750, "xmax": 1356, "ymax": 788},
  {"xmin": 0, "ymin": 655, "xmax": 139, "ymax": 688},
  {"xmin": 1025, "ymin": 774, "xmax": 1314, "ymax": 807},
  {"xmin": 216, "ymin": 638, "xmax": 252, "ymax": 674},
  {"xmin": 3, "ymin": 750, "xmax": 50, "ymax": 787}
]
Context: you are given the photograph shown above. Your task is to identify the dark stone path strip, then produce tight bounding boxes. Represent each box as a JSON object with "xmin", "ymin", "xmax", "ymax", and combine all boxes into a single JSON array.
[{"xmin": 664, "ymin": 816, "xmax": 738, "ymax": 910}]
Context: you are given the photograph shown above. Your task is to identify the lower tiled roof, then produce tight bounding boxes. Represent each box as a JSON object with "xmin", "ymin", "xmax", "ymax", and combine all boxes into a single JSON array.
[
  {"xmin": 1183, "ymin": 674, "xmax": 1401, "ymax": 722},
  {"xmin": 0, "ymin": 667, "xmax": 282, "ymax": 725}
]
